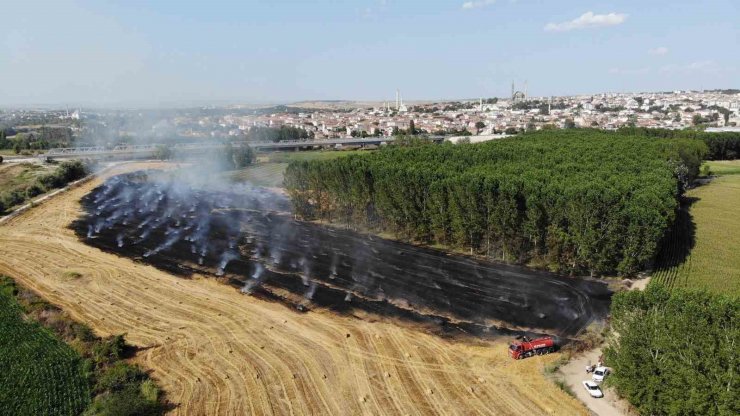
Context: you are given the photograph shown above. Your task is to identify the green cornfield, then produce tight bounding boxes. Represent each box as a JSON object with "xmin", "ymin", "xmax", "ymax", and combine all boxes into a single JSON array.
[
  {"xmin": 652, "ymin": 161, "xmax": 740, "ymax": 296},
  {"xmin": 0, "ymin": 285, "xmax": 90, "ymax": 415}
]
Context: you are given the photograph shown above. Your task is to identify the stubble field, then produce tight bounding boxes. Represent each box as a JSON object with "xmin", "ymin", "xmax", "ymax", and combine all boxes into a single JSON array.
[{"xmin": 0, "ymin": 162, "xmax": 588, "ymax": 415}]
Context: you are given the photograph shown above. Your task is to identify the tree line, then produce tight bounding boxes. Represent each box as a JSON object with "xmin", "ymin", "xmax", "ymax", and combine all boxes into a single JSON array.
[
  {"xmin": 617, "ymin": 127, "xmax": 740, "ymax": 160},
  {"xmin": 284, "ymin": 130, "xmax": 706, "ymax": 276},
  {"xmin": 0, "ymin": 127, "xmax": 74, "ymax": 153},
  {"xmin": 605, "ymin": 285, "xmax": 738, "ymax": 415},
  {"xmin": 245, "ymin": 126, "xmax": 312, "ymax": 142}
]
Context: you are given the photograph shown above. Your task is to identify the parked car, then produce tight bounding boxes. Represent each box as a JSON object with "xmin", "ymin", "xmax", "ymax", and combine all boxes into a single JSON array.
[
  {"xmin": 592, "ymin": 366, "xmax": 609, "ymax": 382},
  {"xmin": 582, "ymin": 380, "xmax": 604, "ymax": 398}
]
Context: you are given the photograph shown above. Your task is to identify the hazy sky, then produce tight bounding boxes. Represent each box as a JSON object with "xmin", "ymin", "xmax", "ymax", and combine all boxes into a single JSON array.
[{"xmin": 1, "ymin": 0, "xmax": 738, "ymax": 106}]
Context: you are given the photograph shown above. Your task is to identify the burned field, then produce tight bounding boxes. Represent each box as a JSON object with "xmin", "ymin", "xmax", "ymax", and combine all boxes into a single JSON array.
[{"xmin": 72, "ymin": 172, "xmax": 611, "ymax": 338}]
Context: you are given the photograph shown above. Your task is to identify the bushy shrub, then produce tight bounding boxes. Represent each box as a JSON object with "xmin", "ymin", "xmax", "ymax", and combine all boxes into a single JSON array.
[
  {"xmin": 25, "ymin": 183, "xmax": 45, "ymax": 199},
  {"xmin": 91, "ymin": 334, "xmax": 127, "ymax": 366},
  {"xmin": 95, "ymin": 362, "xmax": 147, "ymax": 393},
  {"xmin": 84, "ymin": 385, "xmax": 163, "ymax": 416}
]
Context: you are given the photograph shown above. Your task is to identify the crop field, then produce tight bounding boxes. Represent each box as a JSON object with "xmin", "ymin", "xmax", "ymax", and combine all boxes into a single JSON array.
[
  {"xmin": 228, "ymin": 162, "xmax": 289, "ymax": 187},
  {"xmin": 263, "ymin": 149, "xmax": 367, "ymax": 163},
  {"xmin": 0, "ymin": 162, "xmax": 590, "ymax": 415},
  {"xmin": 0, "ymin": 278, "xmax": 89, "ymax": 415},
  {"xmin": 652, "ymin": 160, "xmax": 740, "ymax": 295},
  {"xmin": 228, "ymin": 151, "xmax": 366, "ymax": 187}
]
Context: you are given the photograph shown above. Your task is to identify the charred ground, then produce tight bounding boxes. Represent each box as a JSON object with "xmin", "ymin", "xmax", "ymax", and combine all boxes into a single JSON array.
[{"xmin": 71, "ymin": 172, "xmax": 611, "ymax": 339}]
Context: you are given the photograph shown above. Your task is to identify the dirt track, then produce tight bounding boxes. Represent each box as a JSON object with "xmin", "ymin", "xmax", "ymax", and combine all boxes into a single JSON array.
[{"xmin": 0, "ymin": 163, "xmax": 588, "ymax": 415}]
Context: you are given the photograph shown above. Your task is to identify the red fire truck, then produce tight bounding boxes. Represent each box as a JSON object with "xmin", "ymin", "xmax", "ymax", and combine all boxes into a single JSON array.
[{"xmin": 508, "ymin": 336, "xmax": 555, "ymax": 359}]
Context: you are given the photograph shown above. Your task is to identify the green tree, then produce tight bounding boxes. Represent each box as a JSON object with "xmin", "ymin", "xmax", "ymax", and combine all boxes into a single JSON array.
[
  {"xmin": 153, "ymin": 145, "xmax": 173, "ymax": 160},
  {"xmin": 408, "ymin": 120, "xmax": 416, "ymax": 135},
  {"xmin": 229, "ymin": 144, "xmax": 254, "ymax": 169},
  {"xmin": 627, "ymin": 114, "xmax": 638, "ymax": 128},
  {"xmin": 605, "ymin": 285, "xmax": 739, "ymax": 416},
  {"xmin": 284, "ymin": 130, "xmax": 706, "ymax": 275},
  {"xmin": 564, "ymin": 118, "xmax": 576, "ymax": 129}
]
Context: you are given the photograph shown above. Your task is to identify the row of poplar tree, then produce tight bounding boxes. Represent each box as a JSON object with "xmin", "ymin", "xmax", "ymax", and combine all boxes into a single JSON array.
[{"xmin": 284, "ymin": 130, "xmax": 706, "ymax": 276}]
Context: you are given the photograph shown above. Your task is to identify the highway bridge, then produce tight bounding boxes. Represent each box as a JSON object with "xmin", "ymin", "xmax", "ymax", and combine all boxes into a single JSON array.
[{"xmin": 40, "ymin": 136, "xmax": 446, "ymax": 160}]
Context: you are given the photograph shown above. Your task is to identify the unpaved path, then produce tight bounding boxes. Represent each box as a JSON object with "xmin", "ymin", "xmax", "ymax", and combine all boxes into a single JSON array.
[
  {"xmin": 560, "ymin": 349, "xmax": 635, "ymax": 416},
  {"xmin": 0, "ymin": 162, "xmax": 588, "ymax": 415}
]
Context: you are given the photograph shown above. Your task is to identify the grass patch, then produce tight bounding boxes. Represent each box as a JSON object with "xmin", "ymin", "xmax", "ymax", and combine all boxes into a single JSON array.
[
  {"xmin": 0, "ymin": 163, "xmax": 54, "ymax": 194},
  {"xmin": 0, "ymin": 160, "xmax": 89, "ymax": 215},
  {"xmin": 553, "ymin": 378, "xmax": 576, "ymax": 398},
  {"xmin": 0, "ymin": 275, "xmax": 165, "ymax": 415},
  {"xmin": 228, "ymin": 163, "xmax": 289, "ymax": 188},
  {"xmin": 704, "ymin": 159, "xmax": 740, "ymax": 176},
  {"xmin": 226, "ymin": 151, "xmax": 370, "ymax": 188},
  {"xmin": 263, "ymin": 149, "xmax": 367, "ymax": 164},
  {"xmin": 543, "ymin": 354, "xmax": 570, "ymax": 375},
  {"xmin": 652, "ymin": 169, "xmax": 740, "ymax": 296}
]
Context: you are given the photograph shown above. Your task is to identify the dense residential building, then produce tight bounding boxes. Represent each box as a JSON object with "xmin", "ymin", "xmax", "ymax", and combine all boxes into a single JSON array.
[{"xmin": 1, "ymin": 90, "xmax": 738, "ymax": 145}]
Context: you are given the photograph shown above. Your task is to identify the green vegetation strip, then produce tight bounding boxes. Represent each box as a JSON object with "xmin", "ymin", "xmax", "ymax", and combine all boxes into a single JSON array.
[
  {"xmin": 0, "ymin": 276, "xmax": 165, "ymax": 416},
  {"xmin": 285, "ymin": 130, "xmax": 706, "ymax": 276},
  {"xmin": 0, "ymin": 160, "xmax": 88, "ymax": 215}
]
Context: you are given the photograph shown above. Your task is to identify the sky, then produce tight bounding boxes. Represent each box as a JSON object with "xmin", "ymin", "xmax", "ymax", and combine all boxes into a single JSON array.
[{"xmin": 1, "ymin": 0, "xmax": 738, "ymax": 107}]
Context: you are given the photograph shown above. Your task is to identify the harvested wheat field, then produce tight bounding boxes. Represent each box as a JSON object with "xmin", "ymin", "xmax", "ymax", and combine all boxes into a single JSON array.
[{"xmin": 0, "ymin": 162, "xmax": 587, "ymax": 416}]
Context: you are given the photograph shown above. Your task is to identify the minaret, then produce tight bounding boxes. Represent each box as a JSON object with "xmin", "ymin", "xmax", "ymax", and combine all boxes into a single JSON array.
[
  {"xmin": 479, "ymin": 98, "xmax": 483, "ymax": 112},
  {"xmin": 524, "ymin": 80, "xmax": 528, "ymax": 100},
  {"xmin": 511, "ymin": 81, "xmax": 515, "ymax": 100},
  {"xmin": 396, "ymin": 89, "xmax": 400, "ymax": 111}
]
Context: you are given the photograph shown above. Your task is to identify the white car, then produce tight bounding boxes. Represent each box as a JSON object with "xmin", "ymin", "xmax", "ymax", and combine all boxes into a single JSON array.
[
  {"xmin": 592, "ymin": 366, "xmax": 609, "ymax": 382},
  {"xmin": 582, "ymin": 380, "xmax": 604, "ymax": 398}
]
